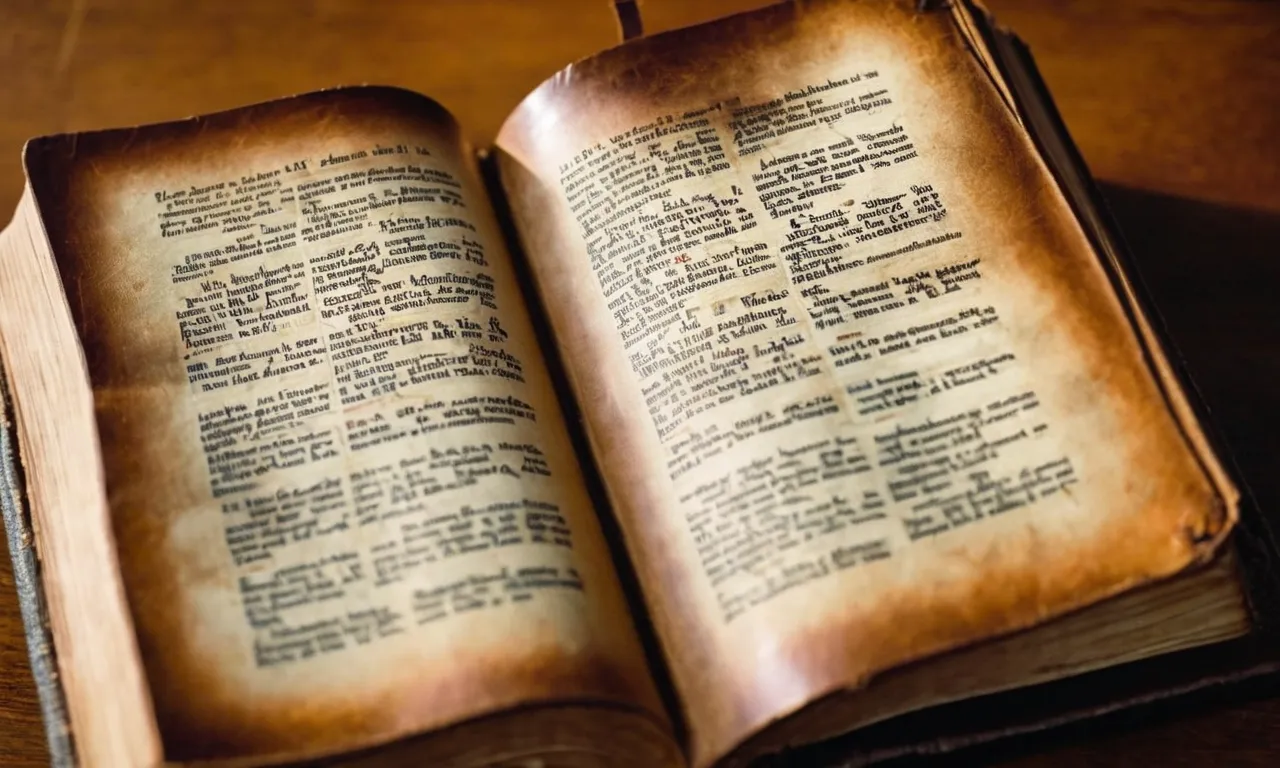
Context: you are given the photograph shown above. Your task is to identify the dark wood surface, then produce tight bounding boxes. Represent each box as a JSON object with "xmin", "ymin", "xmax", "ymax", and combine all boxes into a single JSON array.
[{"xmin": 1, "ymin": 0, "xmax": 1277, "ymax": 764}]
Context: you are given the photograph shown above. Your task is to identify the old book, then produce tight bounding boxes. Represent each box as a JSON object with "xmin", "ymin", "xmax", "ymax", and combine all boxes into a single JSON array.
[{"xmin": 2, "ymin": 1, "xmax": 1277, "ymax": 766}]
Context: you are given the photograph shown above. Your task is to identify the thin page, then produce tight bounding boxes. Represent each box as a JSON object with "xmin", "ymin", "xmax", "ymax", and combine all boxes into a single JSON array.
[
  {"xmin": 23, "ymin": 88, "xmax": 669, "ymax": 764},
  {"xmin": 494, "ymin": 1, "xmax": 1236, "ymax": 765}
]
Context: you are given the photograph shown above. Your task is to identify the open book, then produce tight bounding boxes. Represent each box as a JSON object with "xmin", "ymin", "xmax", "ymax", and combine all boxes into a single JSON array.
[{"xmin": 2, "ymin": 1, "xmax": 1275, "ymax": 766}]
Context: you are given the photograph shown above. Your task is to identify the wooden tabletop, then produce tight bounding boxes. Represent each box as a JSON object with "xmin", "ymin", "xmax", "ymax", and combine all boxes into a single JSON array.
[{"xmin": 1, "ymin": 0, "xmax": 1278, "ymax": 764}]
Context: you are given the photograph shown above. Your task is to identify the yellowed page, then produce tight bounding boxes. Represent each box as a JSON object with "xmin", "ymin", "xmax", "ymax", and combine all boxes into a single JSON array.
[
  {"xmin": 494, "ymin": 1, "xmax": 1236, "ymax": 765},
  {"xmin": 22, "ymin": 88, "xmax": 673, "ymax": 765}
]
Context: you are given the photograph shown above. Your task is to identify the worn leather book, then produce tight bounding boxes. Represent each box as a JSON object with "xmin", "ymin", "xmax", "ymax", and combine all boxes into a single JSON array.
[{"xmin": 2, "ymin": 1, "xmax": 1277, "ymax": 766}]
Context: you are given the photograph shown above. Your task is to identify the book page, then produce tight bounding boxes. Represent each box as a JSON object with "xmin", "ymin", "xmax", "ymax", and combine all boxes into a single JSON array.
[
  {"xmin": 22, "ymin": 88, "xmax": 672, "ymax": 765},
  {"xmin": 495, "ymin": 1, "xmax": 1236, "ymax": 765}
]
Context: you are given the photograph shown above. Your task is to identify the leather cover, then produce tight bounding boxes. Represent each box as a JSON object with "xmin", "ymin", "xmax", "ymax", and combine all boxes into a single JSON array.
[{"xmin": 3, "ymin": 4, "xmax": 1279, "ymax": 767}]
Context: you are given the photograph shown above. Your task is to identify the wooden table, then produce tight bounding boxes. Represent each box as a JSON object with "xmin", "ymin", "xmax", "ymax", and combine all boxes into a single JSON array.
[{"xmin": 1, "ymin": 0, "xmax": 1277, "ymax": 764}]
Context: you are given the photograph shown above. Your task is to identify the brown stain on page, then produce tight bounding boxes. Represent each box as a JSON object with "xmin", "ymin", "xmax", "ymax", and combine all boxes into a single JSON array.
[
  {"xmin": 25, "ymin": 87, "xmax": 674, "ymax": 763},
  {"xmin": 496, "ymin": 1, "xmax": 1235, "ymax": 766}
]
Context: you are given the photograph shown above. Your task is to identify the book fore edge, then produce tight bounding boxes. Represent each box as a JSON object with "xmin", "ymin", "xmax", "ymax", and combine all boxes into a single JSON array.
[{"xmin": 0, "ymin": 353, "xmax": 78, "ymax": 767}]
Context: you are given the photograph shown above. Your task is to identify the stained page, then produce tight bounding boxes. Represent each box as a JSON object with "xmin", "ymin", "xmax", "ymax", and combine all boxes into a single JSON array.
[
  {"xmin": 24, "ymin": 88, "xmax": 670, "ymax": 764},
  {"xmin": 495, "ymin": 1, "xmax": 1236, "ymax": 765}
]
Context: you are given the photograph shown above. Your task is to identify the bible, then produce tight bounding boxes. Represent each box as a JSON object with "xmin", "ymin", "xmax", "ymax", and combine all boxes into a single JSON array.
[{"xmin": 3, "ymin": 1, "xmax": 1278, "ymax": 766}]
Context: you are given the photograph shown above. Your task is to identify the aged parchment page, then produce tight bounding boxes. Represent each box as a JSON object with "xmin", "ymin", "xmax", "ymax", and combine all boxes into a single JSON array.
[
  {"xmin": 22, "ymin": 88, "xmax": 676, "ymax": 766},
  {"xmin": 495, "ymin": 1, "xmax": 1237, "ymax": 765}
]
